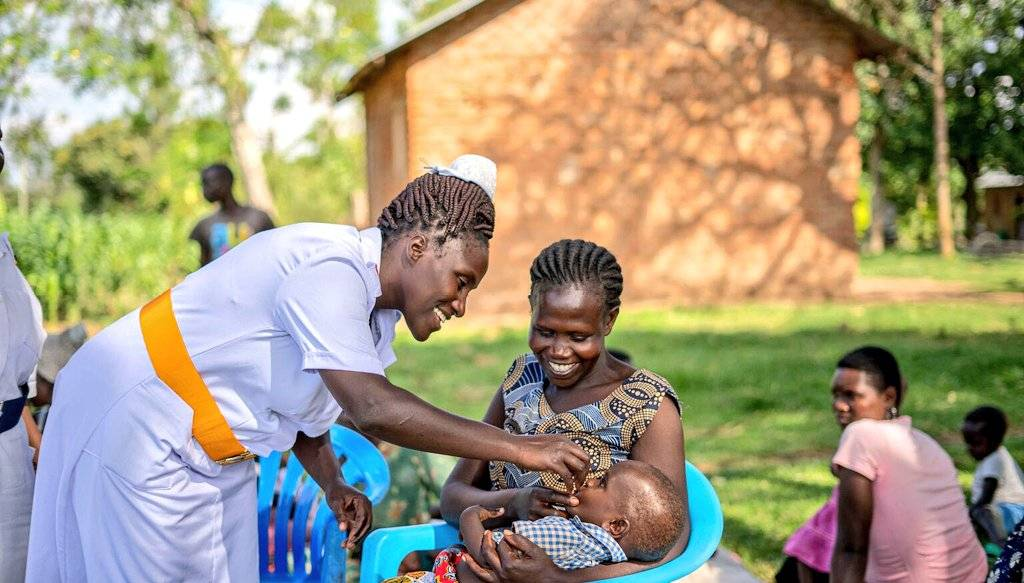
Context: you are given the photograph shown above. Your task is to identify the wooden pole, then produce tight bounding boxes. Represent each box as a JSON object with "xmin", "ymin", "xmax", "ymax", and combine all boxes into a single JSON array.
[
  {"xmin": 931, "ymin": 1, "xmax": 955, "ymax": 257},
  {"xmin": 868, "ymin": 123, "xmax": 886, "ymax": 254}
]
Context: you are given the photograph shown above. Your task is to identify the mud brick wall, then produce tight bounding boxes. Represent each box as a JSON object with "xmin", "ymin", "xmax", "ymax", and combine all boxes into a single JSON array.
[{"xmin": 363, "ymin": 0, "xmax": 862, "ymax": 314}]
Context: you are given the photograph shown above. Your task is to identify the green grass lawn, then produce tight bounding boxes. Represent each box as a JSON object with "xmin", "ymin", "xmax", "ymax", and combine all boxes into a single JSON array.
[
  {"xmin": 387, "ymin": 301, "xmax": 1023, "ymax": 580},
  {"xmin": 860, "ymin": 251, "xmax": 1024, "ymax": 292}
]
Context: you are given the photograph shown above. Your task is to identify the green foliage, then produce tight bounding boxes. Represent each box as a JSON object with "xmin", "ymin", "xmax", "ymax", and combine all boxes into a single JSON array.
[
  {"xmin": 54, "ymin": 119, "xmax": 155, "ymax": 212},
  {"xmin": 51, "ymin": 117, "xmax": 232, "ymax": 215},
  {"xmin": 397, "ymin": 0, "xmax": 462, "ymax": 32},
  {"xmin": 1, "ymin": 206, "xmax": 197, "ymax": 322},
  {"xmin": 852, "ymin": 0, "xmax": 1024, "ymax": 241},
  {"xmin": 282, "ymin": 1, "xmax": 380, "ymax": 100},
  {"xmin": 148, "ymin": 118, "xmax": 234, "ymax": 216},
  {"xmin": 857, "ymin": 61, "xmax": 935, "ymax": 215},
  {"xmin": 945, "ymin": 0, "xmax": 1024, "ymax": 175},
  {"xmin": 0, "ymin": 0, "xmax": 64, "ymax": 110},
  {"xmin": 49, "ymin": 113, "xmax": 361, "ymax": 223},
  {"xmin": 267, "ymin": 129, "xmax": 365, "ymax": 224},
  {"xmin": 390, "ymin": 299, "xmax": 1023, "ymax": 580},
  {"xmin": 896, "ymin": 195, "xmax": 939, "ymax": 251}
]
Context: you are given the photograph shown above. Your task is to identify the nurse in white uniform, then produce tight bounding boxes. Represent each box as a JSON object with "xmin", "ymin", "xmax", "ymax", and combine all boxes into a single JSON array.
[
  {"xmin": 27, "ymin": 155, "xmax": 589, "ymax": 582},
  {"xmin": 0, "ymin": 125, "xmax": 48, "ymax": 583}
]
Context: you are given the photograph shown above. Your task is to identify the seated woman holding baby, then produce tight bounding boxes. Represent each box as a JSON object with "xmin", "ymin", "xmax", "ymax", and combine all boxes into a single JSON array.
[{"xmin": 436, "ymin": 239, "xmax": 690, "ymax": 582}]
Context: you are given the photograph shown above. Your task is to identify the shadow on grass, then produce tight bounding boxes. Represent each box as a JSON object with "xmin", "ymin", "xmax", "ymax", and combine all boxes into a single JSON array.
[{"xmin": 391, "ymin": 321, "xmax": 1023, "ymax": 578}]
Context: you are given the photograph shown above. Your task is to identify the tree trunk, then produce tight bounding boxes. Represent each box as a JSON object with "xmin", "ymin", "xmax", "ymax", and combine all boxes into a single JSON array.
[
  {"xmin": 176, "ymin": 0, "xmax": 277, "ymax": 216},
  {"xmin": 868, "ymin": 123, "xmax": 886, "ymax": 254},
  {"xmin": 958, "ymin": 156, "xmax": 981, "ymax": 239},
  {"xmin": 931, "ymin": 1, "xmax": 955, "ymax": 257},
  {"xmin": 227, "ymin": 106, "xmax": 277, "ymax": 216}
]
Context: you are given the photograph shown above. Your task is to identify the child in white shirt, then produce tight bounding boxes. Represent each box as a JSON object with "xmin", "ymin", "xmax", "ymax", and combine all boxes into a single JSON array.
[{"xmin": 963, "ymin": 405, "xmax": 1024, "ymax": 546}]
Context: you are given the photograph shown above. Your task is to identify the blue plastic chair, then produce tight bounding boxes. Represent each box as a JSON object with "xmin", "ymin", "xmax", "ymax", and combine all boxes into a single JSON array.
[
  {"xmin": 258, "ymin": 426, "xmax": 391, "ymax": 582},
  {"xmin": 359, "ymin": 461, "xmax": 723, "ymax": 582}
]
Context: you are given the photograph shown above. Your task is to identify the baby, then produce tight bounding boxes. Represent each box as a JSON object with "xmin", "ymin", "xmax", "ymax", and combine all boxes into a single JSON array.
[
  {"xmin": 962, "ymin": 405, "xmax": 1024, "ymax": 546},
  {"xmin": 449, "ymin": 460, "xmax": 685, "ymax": 582}
]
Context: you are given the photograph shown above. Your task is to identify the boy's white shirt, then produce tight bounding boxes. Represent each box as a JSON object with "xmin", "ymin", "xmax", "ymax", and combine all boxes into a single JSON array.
[{"xmin": 972, "ymin": 445, "xmax": 1024, "ymax": 505}]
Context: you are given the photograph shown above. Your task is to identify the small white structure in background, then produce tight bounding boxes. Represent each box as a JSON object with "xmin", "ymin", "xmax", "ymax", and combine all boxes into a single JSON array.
[{"xmin": 973, "ymin": 170, "xmax": 1024, "ymax": 254}]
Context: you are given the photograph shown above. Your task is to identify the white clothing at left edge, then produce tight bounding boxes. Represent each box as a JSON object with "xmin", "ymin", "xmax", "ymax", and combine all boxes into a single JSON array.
[
  {"xmin": 28, "ymin": 224, "xmax": 401, "ymax": 582},
  {"xmin": 0, "ymin": 233, "xmax": 46, "ymax": 583}
]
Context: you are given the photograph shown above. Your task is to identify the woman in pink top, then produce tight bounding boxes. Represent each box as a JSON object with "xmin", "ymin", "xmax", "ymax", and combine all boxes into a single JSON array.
[{"xmin": 830, "ymin": 346, "xmax": 988, "ymax": 583}]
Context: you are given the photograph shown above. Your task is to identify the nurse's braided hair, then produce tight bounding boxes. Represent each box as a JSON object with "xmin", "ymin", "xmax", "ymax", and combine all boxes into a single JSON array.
[
  {"xmin": 529, "ymin": 239, "xmax": 623, "ymax": 314},
  {"xmin": 378, "ymin": 173, "xmax": 495, "ymax": 249}
]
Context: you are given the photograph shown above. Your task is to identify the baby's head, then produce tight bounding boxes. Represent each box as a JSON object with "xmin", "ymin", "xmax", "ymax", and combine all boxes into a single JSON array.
[
  {"xmin": 962, "ymin": 405, "xmax": 1008, "ymax": 461},
  {"xmin": 569, "ymin": 460, "xmax": 684, "ymax": 562}
]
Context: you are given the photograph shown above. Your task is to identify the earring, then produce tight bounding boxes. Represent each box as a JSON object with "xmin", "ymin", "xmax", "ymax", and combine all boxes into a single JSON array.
[{"xmin": 887, "ymin": 406, "xmax": 898, "ymax": 419}]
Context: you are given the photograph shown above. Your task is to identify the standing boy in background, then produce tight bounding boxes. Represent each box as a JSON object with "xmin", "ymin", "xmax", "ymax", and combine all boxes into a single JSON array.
[{"xmin": 189, "ymin": 163, "xmax": 275, "ymax": 266}]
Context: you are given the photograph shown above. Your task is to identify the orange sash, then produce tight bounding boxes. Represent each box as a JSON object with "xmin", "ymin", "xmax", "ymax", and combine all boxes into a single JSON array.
[{"xmin": 139, "ymin": 290, "xmax": 255, "ymax": 465}]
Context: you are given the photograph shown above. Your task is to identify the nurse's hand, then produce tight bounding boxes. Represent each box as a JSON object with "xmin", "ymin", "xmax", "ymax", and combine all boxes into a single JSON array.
[
  {"xmin": 513, "ymin": 434, "xmax": 590, "ymax": 494},
  {"xmin": 326, "ymin": 480, "xmax": 372, "ymax": 549}
]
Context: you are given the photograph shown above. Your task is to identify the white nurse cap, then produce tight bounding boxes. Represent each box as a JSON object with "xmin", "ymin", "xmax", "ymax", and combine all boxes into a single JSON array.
[{"xmin": 427, "ymin": 154, "xmax": 497, "ymax": 200}]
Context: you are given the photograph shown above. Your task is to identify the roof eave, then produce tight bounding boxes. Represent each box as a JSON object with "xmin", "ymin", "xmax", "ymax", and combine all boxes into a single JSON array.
[
  {"xmin": 338, "ymin": 0, "xmax": 914, "ymax": 100},
  {"xmin": 337, "ymin": 0, "xmax": 490, "ymax": 100}
]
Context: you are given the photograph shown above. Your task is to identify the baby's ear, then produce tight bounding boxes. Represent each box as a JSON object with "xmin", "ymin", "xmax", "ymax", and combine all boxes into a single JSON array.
[{"xmin": 604, "ymin": 517, "xmax": 630, "ymax": 539}]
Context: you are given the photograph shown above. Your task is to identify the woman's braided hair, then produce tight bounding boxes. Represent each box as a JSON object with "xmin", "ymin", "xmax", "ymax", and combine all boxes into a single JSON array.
[
  {"xmin": 529, "ymin": 239, "xmax": 623, "ymax": 313},
  {"xmin": 377, "ymin": 173, "xmax": 495, "ymax": 250}
]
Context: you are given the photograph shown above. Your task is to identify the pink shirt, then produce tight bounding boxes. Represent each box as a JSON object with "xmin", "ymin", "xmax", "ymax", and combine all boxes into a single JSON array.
[{"xmin": 832, "ymin": 417, "xmax": 988, "ymax": 583}]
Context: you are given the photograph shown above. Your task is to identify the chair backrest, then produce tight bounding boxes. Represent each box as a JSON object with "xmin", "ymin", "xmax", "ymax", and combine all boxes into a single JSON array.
[{"xmin": 257, "ymin": 426, "xmax": 391, "ymax": 582}]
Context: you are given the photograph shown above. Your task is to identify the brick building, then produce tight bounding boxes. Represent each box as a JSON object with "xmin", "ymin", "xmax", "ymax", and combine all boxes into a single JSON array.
[{"xmin": 339, "ymin": 0, "xmax": 899, "ymax": 313}]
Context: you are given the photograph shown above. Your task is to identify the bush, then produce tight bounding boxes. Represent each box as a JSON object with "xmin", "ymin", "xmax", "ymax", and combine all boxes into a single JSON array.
[{"xmin": 1, "ymin": 207, "xmax": 198, "ymax": 322}]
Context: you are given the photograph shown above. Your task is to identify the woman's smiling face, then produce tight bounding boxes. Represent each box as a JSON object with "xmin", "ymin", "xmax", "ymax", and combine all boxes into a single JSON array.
[{"xmin": 528, "ymin": 285, "xmax": 617, "ymax": 389}]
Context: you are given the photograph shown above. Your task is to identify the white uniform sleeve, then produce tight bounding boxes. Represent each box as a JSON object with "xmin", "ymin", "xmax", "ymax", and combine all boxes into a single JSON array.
[
  {"xmin": 273, "ymin": 257, "xmax": 385, "ymax": 376},
  {"xmin": 289, "ymin": 381, "xmax": 343, "ymax": 438}
]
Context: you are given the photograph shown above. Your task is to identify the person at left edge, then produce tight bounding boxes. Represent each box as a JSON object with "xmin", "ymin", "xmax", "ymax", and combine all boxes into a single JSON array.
[
  {"xmin": 27, "ymin": 155, "xmax": 590, "ymax": 582},
  {"xmin": 0, "ymin": 123, "xmax": 48, "ymax": 583}
]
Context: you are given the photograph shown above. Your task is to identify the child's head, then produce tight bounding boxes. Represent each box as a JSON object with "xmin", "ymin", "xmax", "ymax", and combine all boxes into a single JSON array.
[
  {"xmin": 569, "ymin": 460, "xmax": 684, "ymax": 562},
  {"xmin": 962, "ymin": 405, "xmax": 1008, "ymax": 461}
]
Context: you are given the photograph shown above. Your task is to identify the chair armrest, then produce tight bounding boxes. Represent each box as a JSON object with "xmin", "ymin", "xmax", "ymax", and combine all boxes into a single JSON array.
[{"xmin": 359, "ymin": 522, "xmax": 461, "ymax": 583}]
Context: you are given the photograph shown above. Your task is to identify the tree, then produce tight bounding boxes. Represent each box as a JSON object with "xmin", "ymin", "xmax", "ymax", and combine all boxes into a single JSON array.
[
  {"xmin": 49, "ymin": 0, "xmax": 380, "ymax": 216},
  {"xmin": 840, "ymin": 0, "xmax": 1024, "ymax": 252},
  {"xmin": 0, "ymin": 0, "xmax": 65, "ymax": 213},
  {"xmin": 944, "ymin": 0, "xmax": 1024, "ymax": 238}
]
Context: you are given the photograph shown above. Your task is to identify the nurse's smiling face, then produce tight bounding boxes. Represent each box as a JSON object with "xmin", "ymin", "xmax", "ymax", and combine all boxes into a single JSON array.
[{"xmin": 398, "ymin": 234, "xmax": 489, "ymax": 341}]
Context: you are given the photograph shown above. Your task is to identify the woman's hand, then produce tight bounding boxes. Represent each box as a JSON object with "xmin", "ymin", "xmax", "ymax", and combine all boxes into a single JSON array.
[
  {"xmin": 509, "ymin": 487, "xmax": 579, "ymax": 521},
  {"xmin": 462, "ymin": 529, "xmax": 571, "ymax": 583},
  {"xmin": 513, "ymin": 434, "xmax": 589, "ymax": 494},
  {"xmin": 325, "ymin": 481, "xmax": 372, "ymax": 550}
]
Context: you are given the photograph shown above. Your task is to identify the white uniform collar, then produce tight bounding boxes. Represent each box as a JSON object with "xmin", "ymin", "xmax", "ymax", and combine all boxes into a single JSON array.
[
  {"xmin": 358, "ymin": 227, "xmax": 401, "ymax": 365},
  {"xmin": 357, "ymin": 227, "xmax": 384, "ymax": 302}
]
